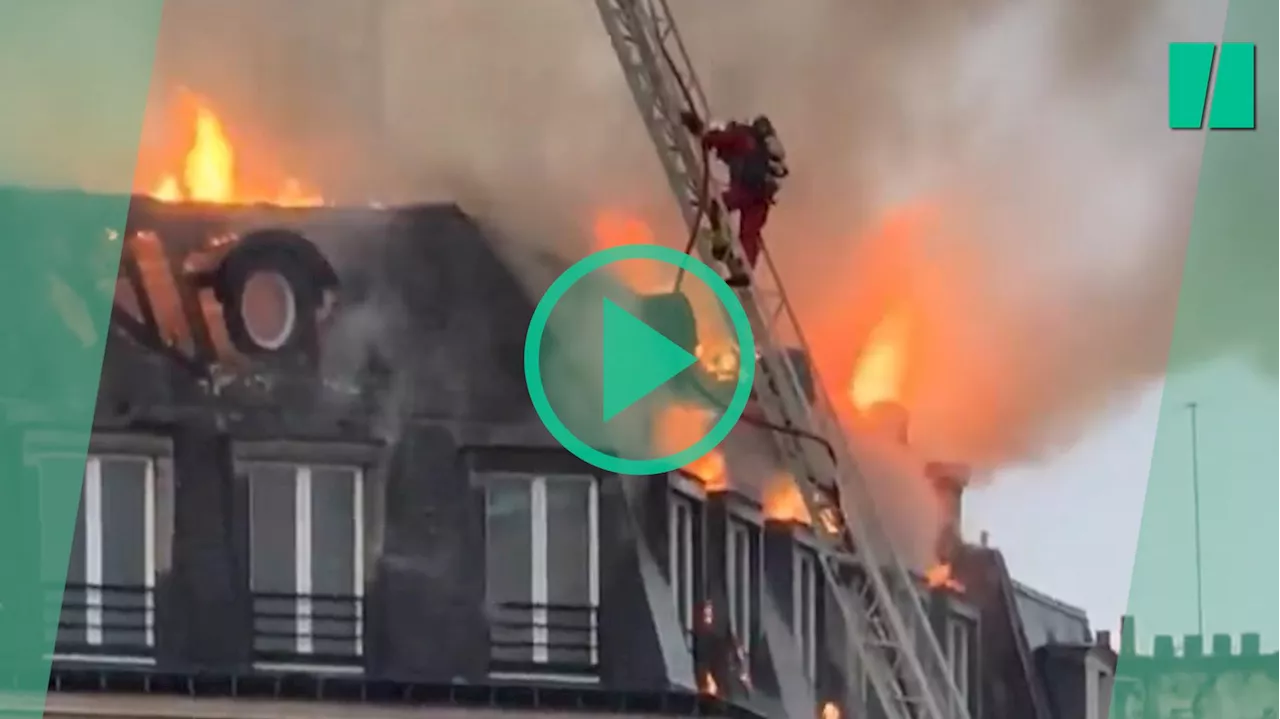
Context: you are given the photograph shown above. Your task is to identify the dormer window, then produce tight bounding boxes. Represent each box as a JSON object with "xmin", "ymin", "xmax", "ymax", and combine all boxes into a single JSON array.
[
  {"xmin": 793, "ymin": 547, "xmax": 819, "ymax": 681},
  {"xmin": 725, "ymin": 516, "xmax": 759, "ymax": 656},
  {"xmin": 668, "ymin": 490, "xmax": 700, "ymax": 643},
  {"xmin": 485, "ymin": 473, "xmax": 600, "ymax": 676},
  {"xmin": 37, "ymin": 454, "xmax": 159, "ymax": 660},
  {"xmin": 246, "ymin": 461, "xmax": 365, "ymax": 668},
  {"xmin": 946, "ymin": 615, "xmax": 973, "ymax": 704}
]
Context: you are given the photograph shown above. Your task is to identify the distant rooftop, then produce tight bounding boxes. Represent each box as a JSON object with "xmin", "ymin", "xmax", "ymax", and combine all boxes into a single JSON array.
[{"xmin": 1012, "ymin": 580, "xmax": 1091, "ymax": 651}]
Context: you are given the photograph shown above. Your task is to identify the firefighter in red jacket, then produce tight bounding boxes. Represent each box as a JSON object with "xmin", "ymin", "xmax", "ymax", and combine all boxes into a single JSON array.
[{"xmin": 681, "ymin": 111, "xmax": 789, "ymax": 286}]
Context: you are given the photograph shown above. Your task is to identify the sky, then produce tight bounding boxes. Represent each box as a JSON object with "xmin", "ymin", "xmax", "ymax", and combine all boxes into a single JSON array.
[{"xmin": 965, "ymin": 357, "xmax": 1279, "ymax": 651}]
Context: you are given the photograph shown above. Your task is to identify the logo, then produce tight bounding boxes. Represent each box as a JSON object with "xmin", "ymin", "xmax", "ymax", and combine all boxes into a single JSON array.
[
  {"xmin": 1169, "ymin": 42, "xmax": 1256, "ymax": 130},
  {"xmin": 523, "ymin": 244, "xmax": 756, "ymax": 475}
]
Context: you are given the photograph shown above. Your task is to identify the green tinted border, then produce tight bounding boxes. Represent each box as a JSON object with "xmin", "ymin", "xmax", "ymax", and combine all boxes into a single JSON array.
[{"xmin": 523, "ymin": 245, "xmax": 756, "ymax": 475}]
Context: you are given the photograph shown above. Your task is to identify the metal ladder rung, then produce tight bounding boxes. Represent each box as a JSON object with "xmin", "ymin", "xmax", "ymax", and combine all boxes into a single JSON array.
[{"xmin": 593, "ymin": 2, "xmax": 970, "ymax": 717}]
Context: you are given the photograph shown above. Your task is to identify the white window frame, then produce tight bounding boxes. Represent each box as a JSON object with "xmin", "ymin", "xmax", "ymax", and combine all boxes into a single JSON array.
[
  {"xmin": 488, "ymin": 474, "xmax": 601, "ymax": 670},
  {"xmin": 946, "ymin": 617, "xmax": 971, "ymax": 704},
  {"xmin": 248, "ymin": 462, "xmax": 365, "ymax": 666},
  {"xmin": 725, "ymin": 517, "xmax": 757, "ymax": 655},
  {"xmin": 668, "ymin": 491, "xmax": 697, "ymax": 640},
  {"xmin": 793, "ymin": 547, "xmax": 818, "ymax": 681},
  {"xmin": 38, "ymin": 454, "xmax": 159, "ymax": 663}
]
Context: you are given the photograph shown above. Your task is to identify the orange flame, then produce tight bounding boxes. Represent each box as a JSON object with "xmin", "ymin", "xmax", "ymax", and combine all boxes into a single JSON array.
[
  {"xmin": 925, "ymin": 562, "xmax": 965, "ymax": 593},
  {"xmin": 591, "ymin": 209, "xmax": 666, "ymax": 293},
  {"xmin": 702, "ymin": 672, "xmax": 719, "ymax": 696},
  {"xmin": 145, "ymin": 99, "xmax": 322, "ymax": 207},
  {"xmin": 821, "ymin": 702, "xmax": 842, "ymax": 719},
  {"xmin": 685, "ymin": 449, "xmax": 728, "ymax": 492},
  {"xmin": 763, "ymin": 474, "xmax": 812, "ymax": 525},
  {"xmin": 591, "ymin": 210, "xmax": 742, "ymax": 380},
  {"xmin": 654, "ymin": 403, "xmax": 729, "ymax": 491},
  {"xmin": 696, "ymin": 341, "xmax": 740, "ymax": 381},
  {"xmin": 849, "ymin": 307, "xmax": 911, "ymax": 413}
]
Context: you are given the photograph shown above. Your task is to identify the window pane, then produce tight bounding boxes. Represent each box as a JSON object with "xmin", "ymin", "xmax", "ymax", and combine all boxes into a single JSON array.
[
  {"xmin": 486, "ymin": 476, "xmax": 532, "ymax": 665},
  {"xmin": 311, "ymin": 466, "xmax": 358, "ymax": 657},
  {"xmin": 249, "ymin": 463, "xmax": 297, "ymax": 656},
  {"xmin": 729, "ymin": 522, "xmax": 752, "ymax": 649},
  {"xmin": 797, "ymin": 552, "xmax": 815, "ymax": 678},
  {"xmin": 100, "ymin": 458, "xmax": 149, "ymax": 648},
  {"xmin": 545, "ymin": 478, "xmax": 593, "ymax": 666},
  {"xmin": 670, "ymin": 497, "xmax": 694, "ymax": 636}
]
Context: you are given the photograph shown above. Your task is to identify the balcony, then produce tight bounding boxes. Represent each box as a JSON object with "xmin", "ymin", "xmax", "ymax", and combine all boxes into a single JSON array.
[
  {"xmin": 47, "ymin": 582, "xmax": 154, "ymax": 663},
  {"xmin": 489, "ymin": 601, "xmax": 599, "ymax": 679},
  {"xmin": 252, "ymin": 590, "xmax": 365, "ymax": 670}
]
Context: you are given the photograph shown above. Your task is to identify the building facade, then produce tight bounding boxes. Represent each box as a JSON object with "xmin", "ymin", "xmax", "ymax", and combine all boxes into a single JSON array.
[{"xmin": 2, "ymin": 191, "xmax": 1111, "ymax": 719}]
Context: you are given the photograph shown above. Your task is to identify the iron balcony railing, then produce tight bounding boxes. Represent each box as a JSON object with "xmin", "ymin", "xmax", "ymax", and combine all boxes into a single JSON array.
[
  {"xmin": 489, "ymin": 601, "xmax": 599, "ymax": 676},
  {"xmin": 46, "ymin": 582, "xmax": 155, "ymax": 659},
  {"xmin": 251, "ymin": 590, "xmax": 364, "ymax": 667}
]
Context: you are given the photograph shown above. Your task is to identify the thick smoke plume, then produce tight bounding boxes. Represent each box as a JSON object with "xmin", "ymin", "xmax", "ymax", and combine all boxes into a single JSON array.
[{"xmin": 145, "ymin": 0, "xmax": 1260, "ymax": 473}]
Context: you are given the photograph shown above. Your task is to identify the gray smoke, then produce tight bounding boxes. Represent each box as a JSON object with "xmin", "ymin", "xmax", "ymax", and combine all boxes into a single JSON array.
[{"xmin": 145, "ymin": 0, "xmax": 1252, "ymax": 471}]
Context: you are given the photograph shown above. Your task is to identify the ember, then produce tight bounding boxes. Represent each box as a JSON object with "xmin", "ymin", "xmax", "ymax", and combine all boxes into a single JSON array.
[
  {"xmin": 701, "ymin": 671, "xmax": 719, "ymax": 696},
  {"xmin": 925, "ymin": 562, "xmax": 965, "ymax": 593}
]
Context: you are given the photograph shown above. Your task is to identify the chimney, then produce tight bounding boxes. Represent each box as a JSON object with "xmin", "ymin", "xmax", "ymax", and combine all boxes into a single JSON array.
[
  {"xmin": 1120, "ymin": 616, "xmax": 1136, "ymax": 656},
  {"xmin": 926, "ymin": 461, "xmax": 970, "ymax": 562},
  {"xmin": 1153, "ymin": 635, "xmax": 1174, "ymax": 658},
  {"xmin": 866, "ymin": 401, "xmax": 910, "ymax": 445},
  {"xmin": 1095, "ymin": 630, "xmax": 1112, "ymax": 650}
]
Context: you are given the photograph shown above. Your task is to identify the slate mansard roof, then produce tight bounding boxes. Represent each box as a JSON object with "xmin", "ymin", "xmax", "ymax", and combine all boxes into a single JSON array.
[{"xmin": 0, "ymin": 189, "xmax": 1109, "ymax": 719}]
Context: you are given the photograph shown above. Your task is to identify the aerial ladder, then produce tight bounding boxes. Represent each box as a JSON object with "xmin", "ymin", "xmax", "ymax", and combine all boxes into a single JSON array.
[{"xmin": 592, "ymin": 2, "xmax": 972, "ymax": 719}]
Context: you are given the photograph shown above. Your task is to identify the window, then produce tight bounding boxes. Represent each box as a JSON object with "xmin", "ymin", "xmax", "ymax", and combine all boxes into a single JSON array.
[
  {"xmin": 946, "ymin": 617, "xmax": 971, "ymax": 703},
  {"xmin": 486, "ymin": 474, "xmax": 599, "ymax": 674},
  {"xmin": 247, "ymin": 462, "xmax": 364, "ymax": 666},
  {"xmin": 793, "ymin": 548, "xmax": 819, "ymax": 681},
  {"xmin": 37, "ymin": 455, "xmax": 156, "ymax": 660},
  {"xmin": 668, "ymin": 492, "xmax": 698, "ymax": 642},
  {"xmin": 725, "ymin": 517, "xmax": 758, "ymax": 655}
]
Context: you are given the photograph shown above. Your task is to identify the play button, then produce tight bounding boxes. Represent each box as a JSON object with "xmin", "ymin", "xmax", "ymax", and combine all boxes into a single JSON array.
[
  {"xmin": 524, "ymin": 244, "xmax": 757, "ymax": 475},
  {"xmin": 600, "ymin": 297, "xmax": 697, "ymax": 422}
]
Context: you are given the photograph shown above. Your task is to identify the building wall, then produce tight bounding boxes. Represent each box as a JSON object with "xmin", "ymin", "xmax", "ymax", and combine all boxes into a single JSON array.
[{"xmin": 6, "ymin": 195, "xmax": 1043, "ymax": 719}]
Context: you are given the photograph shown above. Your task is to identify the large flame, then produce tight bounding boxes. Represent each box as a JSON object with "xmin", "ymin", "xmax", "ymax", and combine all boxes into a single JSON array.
[
  {"xmin": 591, "ymin": 209, "xmax": 665, "ymax": 293},
  {"xmin": 143, "ymin": 98, "xmax": 323, "ymax": 207},
  {"xmin": 849, "ymin": 307, "xmax": 911, "ymax": 413},
  {"xmin": 652, "ymin": 402, "xmax": 728, "ymax": 491}
]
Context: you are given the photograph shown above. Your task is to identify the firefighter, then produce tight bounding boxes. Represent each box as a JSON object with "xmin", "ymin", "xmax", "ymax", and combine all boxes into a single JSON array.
[{"xmin": 680, "ymin": 111, "xmax": 789, "ymax": 287}]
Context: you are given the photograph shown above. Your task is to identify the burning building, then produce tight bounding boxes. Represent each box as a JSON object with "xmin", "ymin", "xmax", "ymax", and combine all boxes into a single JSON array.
[{"xmin": 0, "ymin": 104, "xmax": 1116, "ymax": 719}]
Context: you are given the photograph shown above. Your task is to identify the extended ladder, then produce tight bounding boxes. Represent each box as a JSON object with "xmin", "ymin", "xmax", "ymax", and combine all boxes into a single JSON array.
[{"xmin": 593, "ymin": 2, "xmax": 972, "ymax": 719}]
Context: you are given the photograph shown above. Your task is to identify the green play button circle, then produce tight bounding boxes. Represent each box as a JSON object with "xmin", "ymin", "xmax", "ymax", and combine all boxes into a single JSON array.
[
  {"xmin": 524, "ymin": 244, "xmax": 756, "ymax": 475},
  {"xmin": 600, "ymin": 297, "xmax": 699, "ymax": 422}
]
